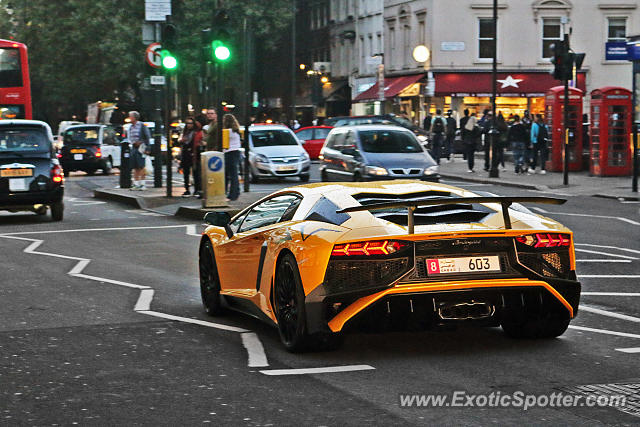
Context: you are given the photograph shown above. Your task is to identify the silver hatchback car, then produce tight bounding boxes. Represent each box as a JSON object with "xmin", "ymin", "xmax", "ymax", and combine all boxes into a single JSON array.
[{"xmin": 248, "ymin": 125, "xmax": 311, "ymax": 182}]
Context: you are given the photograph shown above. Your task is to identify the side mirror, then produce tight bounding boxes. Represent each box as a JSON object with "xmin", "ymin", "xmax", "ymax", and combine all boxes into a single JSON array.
[{"xmin": 204, "ymin": 211, "xmax": 233, "ymax": 237}]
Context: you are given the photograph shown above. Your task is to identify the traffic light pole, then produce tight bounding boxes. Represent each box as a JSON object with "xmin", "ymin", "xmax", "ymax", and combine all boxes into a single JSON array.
[
  {"xmin": 563, "ymin": 34, "xmax": 570, "ymax": 186},
  {"xmin": 242, "ymin": 17, "xmax": 251, "ymax": 193},
  {"xmin": 488, "ymin": 0, "xmax": 499, "ymax": 178},
  {"xmin": 165, "ymin": 72, "xmax": 173, "ymax": 197}
]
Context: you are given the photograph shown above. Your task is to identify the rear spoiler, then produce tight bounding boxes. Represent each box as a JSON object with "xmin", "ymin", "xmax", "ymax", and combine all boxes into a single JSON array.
[{"xmin": 337, "ymin": 196, "xmax": 566, "ymax": 234}]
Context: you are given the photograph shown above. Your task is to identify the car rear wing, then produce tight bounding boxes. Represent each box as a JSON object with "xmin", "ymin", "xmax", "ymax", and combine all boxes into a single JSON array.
[{"xmin": 337, "ymin": 196, "xmax": 567, "ymax": 234}]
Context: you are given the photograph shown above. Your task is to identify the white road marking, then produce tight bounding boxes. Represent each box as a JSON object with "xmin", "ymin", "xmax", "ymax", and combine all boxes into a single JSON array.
[
  {"xmin": 615, "ymin": 347, "xmax": 640, "ymax": 353},
  {"xmin": 139, "ymin": 212, "xmax": 165, "ymax": 216},
  {"xmin": 580, "ymin": 305, "xmax": 640, "ymax": 323},
  {"xmin": 0, "ymin": 225, "xmax": 265, "ymax": 368},
  {"xmin": 576, "ymin": 259, "xmax": 631, "ymax": 263},
  {"xmin": 241, "ymin": 332, "xmax": 269, "ymax": 367},
  {"xmin": 582, "ymin": 292, "xmax": 640, "ymax": 297},
  {"xmin": 531, "ymin": 207, "xmax": 548, "ymax": 213},
  {"xmin": 620, "ymin": 201, "xmax": 640, "ymax": 204},
  {"xmin": 574, "ymin": 248, "xmax": 638, "ymax": 260},
  {"xmin": 138, "ymin": 310, "xmax": 248, "ymax": 333},
  {"xmin": 66, "ymin": 197, "xmax": 106, "ymax": 206},
  {"xmin": 575, "ymin": 243, "xmax": 640, "ymax": 256},
  {"xmin": 548, "ymin": 212, "xmax": 640, "ymax": 225},
  {"xmin": 569, "ymin": 325, "xmax": 640, "ymax": 340},
  {"xmin": 134, "ymin": 289, "xmax": 155, "ymax": 311},
  {"xmin": 0, "ymin": 224, "xmax": 191, "ymax": 236},
  {"xmin": 260, "ymin": 365, "xmax": 376, "ymax": 376},
  {"xmin": 186, "ymin": 224, "xmax": 201, "ymax": 237},
  {"xmin": 578, "ymin": 275, "xmax": 640, "ymax": 279}
]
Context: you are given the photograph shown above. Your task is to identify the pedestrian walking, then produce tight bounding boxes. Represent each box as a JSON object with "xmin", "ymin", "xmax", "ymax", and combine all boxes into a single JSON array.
[
  {"xmin": 529, "ymin": 114, "xmax": 549, "ymax": 174},
  {"xmin": 430, "ymin": 109, "xmax": 447, "ymax": 165},
  {"xmin": 507, "ymin": 115, "xmax": 528, "ymax": 174},
  {"xmin": 192, "ymin": 115, "xmax": 207, "ymax": 198},
  {"xmin": 223, "ymin": 113, "xmax": 242, "ymax": 201},
  {"xmin": 423, "ymin": 113, "xmax": 432, "ymax": 132},
  {"xmin": 496, "ymin": 112, "xmax": 508, "ymax": 170},
  {"xmin": 479, "ymin": 109, "xmax": 493, "ymax": 171},
  {"xmin": 178, "ymin": 117, "xmax": 202, "ymax": 196},
  {"xmin": 127, "ymin": 111, "xmax": 151, "ymax": 191},
  {"xmin": 445, "ymin": 110, "xmax": 456, "ymax": 162},
  {"xmin": 462, "ymin": 110, "xmax": 479, "ymax": 173}
]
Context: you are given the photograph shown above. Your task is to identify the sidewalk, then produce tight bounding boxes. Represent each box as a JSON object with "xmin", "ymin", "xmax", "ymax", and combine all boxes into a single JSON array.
[
  {"xmin": 94, "ymin": 185, "xmax": 271, "ymax": 219},
  {"xmin": 437, "ymin": 153, "xmax": 640, "ymax": 200},
  {"xmin": 93, "ymin": 157, "xmax": 639, "ymax": 221}
]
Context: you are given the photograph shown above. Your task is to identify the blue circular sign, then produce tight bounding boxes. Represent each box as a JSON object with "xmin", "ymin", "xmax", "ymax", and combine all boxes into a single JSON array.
[{"xmin": 208, "ymin": 156, "xmax": 223, "ymax": 172}]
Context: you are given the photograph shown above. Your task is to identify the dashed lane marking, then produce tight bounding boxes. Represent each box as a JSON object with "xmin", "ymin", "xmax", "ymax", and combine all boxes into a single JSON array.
[
  {"xmin": 574, "ymin": 249, "xmax": 638, "ymax": 260},
  {"xmin": 579, "ymin": 275, "xmax": 640, "ymax": 279},
  {"xmin": 580, "ymin": 305, "xmax": 640, "ymax": 323},
  {"xmin": 0, "ymin": 225, "xmax": 191, "ymax": 236},
  {"xmin": 241, "ymin": 332, "xmax": 269, "ymax": 368},
  {"xmin": 260, "ymin": 365, "xmax": 376, "ymax": 376},
  {"xmin": 575, "ymin": 243, "xmax": 640, "ymax": 255},
  {"xmin": 615, "ymin": 347, "xmax": 640, "ymax": 353},
  {"xmin": 529, "ymin": 208, "xmax": 640, "ymax": 225},
  {"xmin": 576, "ymin": 260, "xmax": 631, "ymax": 263},
  {"xmin": 569, "ymin": 325, "xmax": 640, "ymax": 340},
  {"xmin": 582, "ymin": 292, "xmax": 640, "ymax": 297}
]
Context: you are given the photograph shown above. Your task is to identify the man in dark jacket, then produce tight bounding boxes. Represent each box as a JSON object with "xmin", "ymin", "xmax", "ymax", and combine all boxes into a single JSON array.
[
  {"xmin": 445, "ymin": 110, "xmax": 456, "ymax": 162},
  {"xmin": 507, "ymin": 115, "xmax": 528, "ymax": 174}
]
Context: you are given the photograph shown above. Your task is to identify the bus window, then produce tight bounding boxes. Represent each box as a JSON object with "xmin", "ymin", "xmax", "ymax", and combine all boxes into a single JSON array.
[{"xmin": 0, "ymin": 47, "xmax": 22, "ymax": 87}]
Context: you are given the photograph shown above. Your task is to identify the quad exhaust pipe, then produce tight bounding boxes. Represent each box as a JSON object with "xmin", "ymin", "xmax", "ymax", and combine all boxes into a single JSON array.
[{"xmin": 437, "ymin": 301, "xmax": 495, "ymax": 321}]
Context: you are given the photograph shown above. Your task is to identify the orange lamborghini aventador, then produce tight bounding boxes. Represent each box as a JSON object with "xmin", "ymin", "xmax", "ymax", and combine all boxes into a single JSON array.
[{"xmin": 198, "ymin": 181, "xmax": 580, "ymax": 352}]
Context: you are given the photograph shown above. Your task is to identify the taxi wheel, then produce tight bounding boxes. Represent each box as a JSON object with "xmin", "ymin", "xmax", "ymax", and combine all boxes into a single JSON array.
[
  {"xmin": 86, "ymin": 169, "xmax": 95, "ymax": 176},
  {"xmin": 501, "ymin": 314, "xmax": 570, "ymax": 339},
  {"xmin": 50, "ymin": 201, "xmax": 64, "ymax": 222},
  {"xmin": 102, "ymin": 158, "xmax": 113, "ymax": 175},
  {"xmin": 274, "ymin": 253, "xmax": 311, "ymax": 352},
  {"xmin": 199, "ymin": 240, "xmax": 224, "ymax": 316}
]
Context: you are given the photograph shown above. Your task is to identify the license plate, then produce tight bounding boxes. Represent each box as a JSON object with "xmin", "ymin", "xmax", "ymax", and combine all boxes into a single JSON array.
[
  {"xmin": 1, "ymin": 168, "xmax": 33, "ymax": 177},
  {"xmin": 74, "ymin": 154, "xmax": 83, "ymax": 160},
  {"xmin": 9, "ymin": 178, "xmax": 28, "ymax": 192},
  {"xmin": 426, "ymin": 256, "xmax": 501, "ymax": 275},
  {"xmin": 277, "ymin": 165, "xmax": 297, "ymax": 171},
  {"xmin": 70, "ymin": 149, "xmax": 86, "ymax": 154}
]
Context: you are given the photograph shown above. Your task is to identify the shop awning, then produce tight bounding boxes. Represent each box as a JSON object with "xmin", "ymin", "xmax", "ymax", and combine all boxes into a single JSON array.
[
  {"xmin": 353, "ymin": 74, "xmax": 425, "ymax": 102},
  {"xmin": 434, "ymin": 72, "xmax": 586, "ymax": 97},
  {"xmin": 323, "ymin": 80, "xmax": 350, "ymax": 102}
]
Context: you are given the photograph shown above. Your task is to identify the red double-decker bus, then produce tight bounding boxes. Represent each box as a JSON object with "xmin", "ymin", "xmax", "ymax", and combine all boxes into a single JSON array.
[{"xmin": 0, "ymin": 39, "xmax": 32, "ymax": 120}]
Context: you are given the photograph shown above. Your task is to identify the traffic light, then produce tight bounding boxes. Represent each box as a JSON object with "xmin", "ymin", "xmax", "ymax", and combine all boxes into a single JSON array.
[
  {"xmin": 211, "ymin": 9, "xmax": 232, "ymax": 62},
  {"xmin": 551, "ymin": 40, "xmax": 571, "ymax": 81},
  {"xmin": 161, "ymin": 23, "xmax": 178, "ymax": 70}
]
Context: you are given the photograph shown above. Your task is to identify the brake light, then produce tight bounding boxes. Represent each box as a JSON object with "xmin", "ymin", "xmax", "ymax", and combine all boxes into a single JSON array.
[
  {"xmin": 51, "ymin": 165, "xmax": 64, "ymax": 184},
  {"xmin": 95, "ymin": 147, "xmax": 102, "ymax": 158},
  {"xmin": 56, "ymin": 153, "xmax": 62, "ymax": 158},
  {"xmin": 331, "ymin": 240, "xmax": 407, "ymax": 256},
  {"xmin": 516, "ymin": 233, "xmax": 571, "ymax": 248}
]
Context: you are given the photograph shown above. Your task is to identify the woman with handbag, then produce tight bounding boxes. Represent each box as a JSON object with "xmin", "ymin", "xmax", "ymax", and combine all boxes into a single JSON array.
[
  {"xmin": 178, "ymin": 117, "xmax": 202, "ymax": 196},
  {"xmin": 462, "ymin": 111, "xmax": 478, "ymax": 173}
]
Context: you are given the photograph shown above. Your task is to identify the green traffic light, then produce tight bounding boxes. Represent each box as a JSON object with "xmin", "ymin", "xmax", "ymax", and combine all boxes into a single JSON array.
[
  {"xmin": 212, "ymin": 40, "xmax": 231, "ymax": 61},
  {"xmin": 161, "ymin": 50, "xmax": 178, "ymax": 70}
]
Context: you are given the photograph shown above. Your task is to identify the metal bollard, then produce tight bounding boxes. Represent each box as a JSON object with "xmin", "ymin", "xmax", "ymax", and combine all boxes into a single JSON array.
[{"xmin": 120, "ymin": 141, "xmax": 132, "ymax": 189}]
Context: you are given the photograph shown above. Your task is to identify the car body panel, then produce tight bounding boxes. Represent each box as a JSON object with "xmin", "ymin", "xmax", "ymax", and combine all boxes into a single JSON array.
[
  {"xmin": 201, "ymin": 180, "xmax": 579, "ymax": 335},
  {"xmin": 295, "ymin": 126, "xmax": 333, "ymax": 159}
]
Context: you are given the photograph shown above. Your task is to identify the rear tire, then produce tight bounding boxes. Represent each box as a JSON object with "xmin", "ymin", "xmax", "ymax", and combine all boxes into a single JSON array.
[
  {"xmin": 102, "ymin": 158, "xmax": 113, "ymax": 175},
  {"xmin": 51, "ymin": 201, "xmax": 64, "ymax": 222},
  {"xmin": 199, "ymin": 240, "xmax": 224, "ymax": 316},
  {"xmin": 251, "ymin": 172, "xmax": 260, "ymax": 183},
  {"xmin": 299, "ymin": 174, "xmax": 310, "ymax": 182},
  {"xmin": 352, "ymin": 172, "xmax": 362, "ymax": 182},
  {"xmin": 86, "ymin": 169, "xmax": 95, "ymax": 176},
  {"xmin": 501, "ymin": 315, "xmax": 570, "ymax": 339},
  {"xmin": 320, "ymin": 169, "xmax": 328, "ymax": 182}
]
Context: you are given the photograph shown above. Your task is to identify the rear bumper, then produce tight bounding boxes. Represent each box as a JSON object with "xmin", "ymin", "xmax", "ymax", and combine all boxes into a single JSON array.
[
  {"xmin": 0, "ymin": 186, "xmax": 64, "ymax": 209},
  {"xmin": 305, "ymin": 277, "xmax": 580, "ymax": 334},
  {"xmin": 61, "ymin": 158, "xmax": 104, "ymax": 171},
  {"xmin": 364, "ymin": 174, "xmax": 440, "ymax": 182}
]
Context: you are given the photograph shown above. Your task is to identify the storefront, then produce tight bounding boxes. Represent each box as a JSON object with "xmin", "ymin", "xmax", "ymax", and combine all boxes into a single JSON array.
[
  {"xmin": 434, "ymin": 71, "xmax": 587, "ymax": 118},
  {"xmin": 351, "ymin": 74, "xmax": 425, "ymax": 119}
]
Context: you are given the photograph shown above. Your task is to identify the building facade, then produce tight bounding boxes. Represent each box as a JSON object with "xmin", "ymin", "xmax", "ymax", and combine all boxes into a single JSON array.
[{"xmin": 350, "ymin": 0, "xmax": 639, "ymax": 123}]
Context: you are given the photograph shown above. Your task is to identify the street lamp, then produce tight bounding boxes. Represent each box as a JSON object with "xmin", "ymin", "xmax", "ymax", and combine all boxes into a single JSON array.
[{"xmin": 412, "ymin": 45, "xmax": 430, "ymax": 63}]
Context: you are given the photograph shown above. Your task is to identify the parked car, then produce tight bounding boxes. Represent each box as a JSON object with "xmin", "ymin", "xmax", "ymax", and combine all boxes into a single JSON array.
[
  {"xmin": 324, "ymin": 114, "xmax": 428, "ymax": 141},
  {"xmin": 59, "ymin": 124, "xmax": 121, "ymax": 176},
  {"xmin": 0, "ymin": 120, "xmax": 64, "ymax": 221},
  {"xmin": 319, "ymin": 125, "xmax": 439, "ymax": 182},
  {"xmin": 294, "ymin": 125, "xmax": 333, "ymax": 160},
  {"xmin": 248, "ymin": 124, "xmax": 311, "ymax": 182}
]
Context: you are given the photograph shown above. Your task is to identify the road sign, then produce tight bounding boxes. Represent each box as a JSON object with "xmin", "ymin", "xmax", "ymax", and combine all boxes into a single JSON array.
[
  {"xmin": 150, "ymin": 75, "xmax": 165, "ymax": 85},
  {"xmin": 145, "ymin": 42, "xmax": 162, "ymax": 68},
  {"xmin": 145, "ymin": 0, "xmax": 171, "ymax": 21}
]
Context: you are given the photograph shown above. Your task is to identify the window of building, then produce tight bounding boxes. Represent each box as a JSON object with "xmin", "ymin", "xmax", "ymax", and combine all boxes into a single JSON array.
[
  {"xmin": 542, "ymin": 18, "xmax": 562, "ymax": 59},
  {"xmin": 607, "ymin": 17, "xmax": 627, "ymax": 42},
  {"xmin": 478, "ymin": 17, "xmax": 495, "ymax": 59},
  {"xmin": 417, "ymin": 14, "xmax": 426, "ymax": 45}
]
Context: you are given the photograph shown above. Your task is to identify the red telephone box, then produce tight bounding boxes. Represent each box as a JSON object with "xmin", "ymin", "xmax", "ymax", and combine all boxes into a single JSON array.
[
  {"xmin": 544, "ymin": 86, "xmax": 584, "ymax": 172},
  {"xmin": 589, "ymin": 87, "xmax": 633, "ymax": 176}
]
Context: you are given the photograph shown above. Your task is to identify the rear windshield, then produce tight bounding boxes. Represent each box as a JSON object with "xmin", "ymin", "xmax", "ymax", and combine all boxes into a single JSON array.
[
  {"xmin": 64, "ymin": 127, "xmax": 100, "ymax": 144},
  {"xmin": 251, "ymin": 130, "xmax": 298, "ymax": 147},
  {"xmin": 359, "ymin": 130, "xmax": 423, "ymax": 153},
  {"xmin": 315, "ymin": 128, "xmax": 332, "ymax": 139},
  {"xmin": 0, "ymin": 127, "xmax": 50, "ymax": 153}
]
